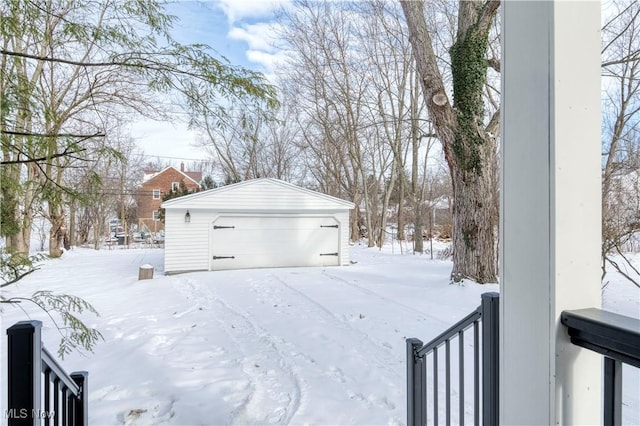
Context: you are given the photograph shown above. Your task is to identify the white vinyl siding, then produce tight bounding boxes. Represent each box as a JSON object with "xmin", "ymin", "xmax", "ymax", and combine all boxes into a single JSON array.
[
  {"xmin": 164, "ymin": 210, "xmax": 211, "ymax": 273},
  {"xmin": 335, "ymin": 210, "xmax": 350, "ymax": 266}
]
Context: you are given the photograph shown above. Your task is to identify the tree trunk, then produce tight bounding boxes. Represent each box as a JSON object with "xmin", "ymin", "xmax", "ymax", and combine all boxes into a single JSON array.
[
  {"xmin": 397, "ymin": 174, "xmax": 406, "ymax": 241},
  {"xmin": 48, "ymin": 211, "xmax": 65, "ymax": 258},
  {"xmin": 450, "ymin": 143, "xmax": 498, "ymax": 282},
  {"xmin": 69, "ymin": 200, "xmax": 76, "ymax": 247},
  {"xmin": 414, "ymin": 200, "xmax": 424, "ymax": 254},
  {"xmin": 350, "ymin": 209, "xmax": 360, "ymax": 242},
  {"xmin": 377, "ymin": 165, "xmax": 397, "ymax": 248},
  {"xmin": 401, "ymin": 0, "xmax": 499, "ymax": 283}
]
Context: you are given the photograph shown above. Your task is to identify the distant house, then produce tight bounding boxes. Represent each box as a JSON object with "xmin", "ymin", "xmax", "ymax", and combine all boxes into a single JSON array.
[{"xmin": 136, "ymin": 163, "xmax": 202, "ymax": 233}]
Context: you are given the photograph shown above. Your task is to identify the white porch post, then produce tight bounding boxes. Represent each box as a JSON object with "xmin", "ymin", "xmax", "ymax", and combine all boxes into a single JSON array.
[{"xmin": 500, "ymin": 1, "xmax": 602, "ymax": 425}]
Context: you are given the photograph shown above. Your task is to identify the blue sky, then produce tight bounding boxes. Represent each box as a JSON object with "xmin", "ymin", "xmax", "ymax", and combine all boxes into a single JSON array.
[
  {"xmin": 131, "ymin": 0, "xmax": 287, "ymax": 164},
  {"xmin": 164, "ymin": 0, "xmax": 291, "ymax": 80},
  {"xmin": 165, "ymin": 2, "xmax": 252, "ymax": 69}
]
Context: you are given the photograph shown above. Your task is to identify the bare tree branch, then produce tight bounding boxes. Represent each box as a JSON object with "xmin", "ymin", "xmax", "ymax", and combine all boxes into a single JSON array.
[{"xmin": 1, "ymin": 130, "xmax": 104, "ymax": 138}]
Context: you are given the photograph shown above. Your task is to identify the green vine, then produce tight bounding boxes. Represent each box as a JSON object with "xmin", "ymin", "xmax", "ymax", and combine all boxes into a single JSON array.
[
  {"xmin": 462, "ymin": 224, "xmax": 478, "ymax": 251},
  {"xmin": 450, "ymin": 27, "xmax": 490, "ymax": 175}
]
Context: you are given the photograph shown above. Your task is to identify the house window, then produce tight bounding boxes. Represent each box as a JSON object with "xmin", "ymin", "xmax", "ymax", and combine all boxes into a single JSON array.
[
  {"xmin": 152, "ymin": 189, "xmax": 160, "ymax": 199},
  {"xmin": 153, "ymin": 210, "xmax": 160, "ymax": 221},
  {"xmin": 172, "ymin": 182, "xmax": 179, "ymax": 192}
]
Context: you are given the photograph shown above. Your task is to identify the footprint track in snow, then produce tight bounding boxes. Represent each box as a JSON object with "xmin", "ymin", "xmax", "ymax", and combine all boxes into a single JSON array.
[
  {"xmin": 172, "ymin": 279, "xmax": 302, "ymax": 425},
  {"xmin": 172, "ymin": 275, "xmax": 401, "ymax": 421},
  {"xmin": 321, "ymin": 270, "xmax": 450, "ymax": 326},
  {"xmin": 258, "ymin": 273, "xmax": 403, "ymax": 414}
]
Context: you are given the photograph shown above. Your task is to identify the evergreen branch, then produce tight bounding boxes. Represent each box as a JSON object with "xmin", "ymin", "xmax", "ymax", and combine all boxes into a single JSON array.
[
  {"xmin": 0, "ymin": 48, "xmax": 274, "ymax": 100},
  {"xmin": 1, "ymin": 48, "xmax": 148, "ymax": 68},
  {"xmin": 0, "ymin": 267, "xmax": 39, "ymax": 287},
  {"xmin": 2, "ymin": 291, "xmax": 105, "ymax": 358}
]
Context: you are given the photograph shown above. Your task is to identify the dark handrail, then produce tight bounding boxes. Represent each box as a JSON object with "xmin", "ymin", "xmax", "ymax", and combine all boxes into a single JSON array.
[
  {"xmin": 42, "ymin": 347, "xmax": 81, "ymax": 396},
  {"xmin": 417, "ymin": 309, "xmax": 481, "ymax": 357},
  {"xmin": 561, "ymin": 308, "xmax": 640, "ymax": 368},
  {"xmin": 562, "ymin": 308, "xmax": 640, "ymax": 426}
]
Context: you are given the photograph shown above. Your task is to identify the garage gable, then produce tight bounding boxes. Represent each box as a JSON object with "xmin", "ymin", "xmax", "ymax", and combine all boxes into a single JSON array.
[{"xmin": 162, "ymin": 178, "xmax": 354, "ymax": 211}]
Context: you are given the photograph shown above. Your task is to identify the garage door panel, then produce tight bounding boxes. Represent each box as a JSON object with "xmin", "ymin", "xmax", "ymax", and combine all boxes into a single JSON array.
[
  {"xmin": 214, "ymin": 218, "xmax": 338, "ymax": 231},
  {"xmin": 217, "ymin": 230, "xmax": 337, "ymax": 251},
  {"xmin": 211, "ymin": 216, "xmax": 339, "ymax": 270}
]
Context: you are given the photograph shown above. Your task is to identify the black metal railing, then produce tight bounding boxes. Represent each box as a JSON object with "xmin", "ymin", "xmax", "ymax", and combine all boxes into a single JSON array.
[
  {"xmin": 561, "ymin": 308, "xmax": 640, "ymax": 426},
  {"xmin": 407, "ymin": 292, "xmax": 499, "ymax": 426},
  {"xmin": 7, "ymin": 320, "xmax": 88, "ymax": 426}
]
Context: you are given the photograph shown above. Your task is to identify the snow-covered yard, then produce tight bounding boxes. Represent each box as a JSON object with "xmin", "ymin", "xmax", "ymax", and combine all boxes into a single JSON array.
[{"xmin": 0, "ymin": 245, "xmax": 638, "ymax": 425}]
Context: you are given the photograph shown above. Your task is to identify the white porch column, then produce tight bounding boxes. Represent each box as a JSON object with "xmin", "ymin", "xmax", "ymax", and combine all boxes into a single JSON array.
[{"xmin": 500, "ymin": 1, "xmax": 602, "ymax": 425}]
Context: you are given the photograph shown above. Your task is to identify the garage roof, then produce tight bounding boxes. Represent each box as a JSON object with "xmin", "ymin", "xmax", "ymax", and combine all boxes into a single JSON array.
[{"xmin": 162, "ymin": 178, "xmax": 355, "ymax": 211}]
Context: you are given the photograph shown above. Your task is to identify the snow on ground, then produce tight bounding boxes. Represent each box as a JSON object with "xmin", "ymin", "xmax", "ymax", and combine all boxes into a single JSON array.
[{"xmin": 0, "ymin": 244, "xmax": 638, "ymax": 425}]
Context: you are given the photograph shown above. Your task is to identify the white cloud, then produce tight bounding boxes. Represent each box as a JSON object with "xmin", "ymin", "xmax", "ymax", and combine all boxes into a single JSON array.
[
  {"xmin": 228, "ymin": 23, "xmax": 277, "ymax": 52},
  {"xmin": 216, "ymin": 0, "xmax": 290, "ymax": 24},
  {"xmin": 227, "ymin": 21, "xmax": 288, "ymax": 75},
  {"xmin": 245, "ymin": 49, "xmax": 287, "ymax": 73}
]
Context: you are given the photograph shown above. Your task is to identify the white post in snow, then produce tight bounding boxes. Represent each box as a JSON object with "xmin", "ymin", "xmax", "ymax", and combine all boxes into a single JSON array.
[{"xmin": 500, "ymin": 1, "xmax": 602, "ymax": 425}]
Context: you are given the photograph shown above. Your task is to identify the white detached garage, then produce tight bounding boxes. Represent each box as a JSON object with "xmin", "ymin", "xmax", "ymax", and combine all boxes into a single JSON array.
[{"xmin": 161, "ymin": 178, "xmax": 355, "ymax": 274}]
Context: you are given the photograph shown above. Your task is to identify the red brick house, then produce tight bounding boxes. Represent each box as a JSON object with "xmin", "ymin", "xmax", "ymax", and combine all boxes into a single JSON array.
[{"xmin": 136, "ymin": 163, "xmax": 202, "ymax": 232}]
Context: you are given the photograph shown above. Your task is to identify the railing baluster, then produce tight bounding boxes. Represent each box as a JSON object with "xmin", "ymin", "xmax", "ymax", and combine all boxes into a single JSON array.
[
  {"xmin": 44, "ymin": 369, "xmax": 51, "ymax": 426},
  {"xmin": 603, "ymin": 357, "xmax": 622, "ymax": 426},
  {"xmin": 474, "ymin": 320, "xmax": 479, "ymax": 426},
  {"xmin": 62, "ymin": 387, "xmax": 68, "ymax": 426},
  {"xmin": 433, "ymin": 348, "xmax": 439, "ymax": 425},
  {"xmin": 54, "ymin": 378, "xmax": 60, "ymax": 426},
  {"xmin": 481, "ymin": 293, "xmax": 499, "ymax": 426},
  {"xmin": 69, "ymin": 394, "xmax": 76, "ymax": 426},
  {"xmin": 459, "ymin": 330, "xmax": 465, "ymax": 426},
  {"xmin": 71, "ymin": 372, "xmax": 89, "ymax": 426},
  {"xmin": 445, "ymin": 339, "xmax": 451, "ymax": 426},
  {"xmin": 407, "ymin": 338, "xmax": 426, "ymax": 426}
]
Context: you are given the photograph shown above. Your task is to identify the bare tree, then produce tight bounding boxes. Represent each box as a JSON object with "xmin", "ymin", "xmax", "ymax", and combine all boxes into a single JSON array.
[
  {"xmin": 401, "ymin": 0, "xmax": 500, "ymax": 283},
  {"xmin": 356, "ymin": 1, "xmax": 414, "ymax": 248},
  {"xmin": 197, "ymin": 104, "xmax": 273, "ymax": 182},
  {"xmin": 261, "ymin": 103, "xmax": 306, "ymax": 182},
  {"xmin": 601, "ymin": 0, "xmax": 640, "ymax": 287},
  {"xmin": 278, "ymin": 1, "xmax": 370, "ymax": 243}
]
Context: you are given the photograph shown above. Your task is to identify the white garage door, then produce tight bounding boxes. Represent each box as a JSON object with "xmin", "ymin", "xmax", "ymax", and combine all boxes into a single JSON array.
[{"xmin": 210, "ymin": 216, "xmax": 340, "ymax": 270}]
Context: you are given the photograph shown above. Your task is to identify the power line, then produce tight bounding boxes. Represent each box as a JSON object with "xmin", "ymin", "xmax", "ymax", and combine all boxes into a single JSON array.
[{"xmin": 131, "ymin": 153, "xmax": 213, "ymax": 162}]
